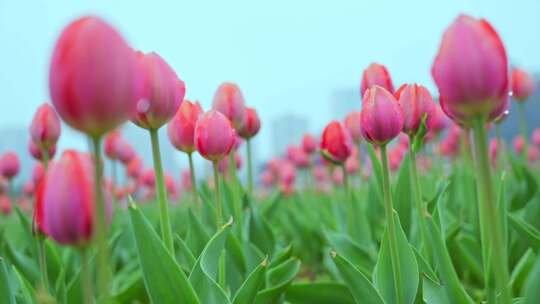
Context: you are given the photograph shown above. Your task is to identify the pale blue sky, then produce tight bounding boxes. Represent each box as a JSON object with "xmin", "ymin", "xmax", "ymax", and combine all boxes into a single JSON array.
[{"xmin": 1, "ymin": 0, "xmax": 540, "ymax": 161}]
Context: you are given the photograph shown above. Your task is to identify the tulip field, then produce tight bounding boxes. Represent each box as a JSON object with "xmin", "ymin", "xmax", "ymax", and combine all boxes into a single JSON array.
[{"xmin": 2, "ymin": 12, "xmax": 540, "ymax": 304}]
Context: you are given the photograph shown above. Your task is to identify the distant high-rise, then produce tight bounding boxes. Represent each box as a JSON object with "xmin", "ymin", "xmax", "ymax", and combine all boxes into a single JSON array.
[
  {"xmin": 331, "ymin": 87, "xmax": 360, "ymax": 121},
  {"xmin": 271, "ymin": 114, "xmax": 308, "ymax": 156}
]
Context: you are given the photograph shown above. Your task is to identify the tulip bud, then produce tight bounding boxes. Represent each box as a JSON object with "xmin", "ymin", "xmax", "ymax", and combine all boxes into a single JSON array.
[
  {"xmin": 287, "ymin": 145, "xmax": 310, "ymax": 168},
  {"xmin": 428, "ymin": 104, "xmax": 451, "ymax": 136},
  {"xmin": 344, "ymin": 111, "xmax": 362, "ymax": 144},
  {"xmin": 0, "ymin": 195, "xmax": 11, "ymax": 215},
  {"xmin": 320, "ymin": 121, "xmax": 353, "ymax": 164},
  {"xmin": 167, "ymin": 100, "xmax": 203, "ymax": 154},
  {"xmin": 126, "ymin": 157, "xmax": 143, "ymax": 179},
  {"xmin": 104, "ymin": 130, "xmax": 122, "ymax": 160},
  {"xmin": 396, "ymin": 84, "xmax": 437, "ymax": 135},
  {"xmin": 212, "ymin": 83, "xmax": 246, "ymax": 130},
  {"xmin": 28, "ymin": 139, "xmax": 56, "ymax": 162},
  {"xmin": 302, "ymin": 134, "xmax": 318, "ymax": 155},
  {"xmin": 511, "ymin": 68, "xmax": 535, "ymax": 102},
  {"xmin": 132, "ymin": 51, "xmax": 185, "ymax": 130},
  {"xmin": 141, "ymin": 169, "xmax": 156, "ymax": 188},
  {"xmin": 361, "ymin": 63, "xmax": 394, "ymax": 96},
  {"xmin": 0, "ymin": 151, "xmax": 20, "ymax": 179},
  {"xmin": 49, "ymin": 16, "xmax": 140, "ymax": 137},
  {"xmin": 528, "ymin": 146, "xmax": 539, "ymax": 163},
  {"xmin": 238, "ymin": 107, "xmax": 261, "ymax": 139},
  {"xmin": 30, "ymin": 103, "xmax": 61, "ymax": 149},
  {"xmin": 513, "ymin": 135, "xmax": 525, "ymax": 154},
  {"xmin": 36, "ymin": 150, "xmax": 112, "ymax": 245},
  {"xmin": 432, "ymin": 15, "xmax": 508, "ymax": 125},
  {"xmin": 116, "ymin": 140, "xmax": 135, "ymax": 164},
  {"xmin": 194, "ymin": 110, "xmax": 236, "ymax": 162},
  {"xmin": 532, "ymin": 128, "xmax": 540, "ymax": 147},
  {"xmin": 23, "ymin": 181, "xmax": 35, "ymax": 197},
  {"xmin": 360, "ymin": 86, "xmax": 404, "ymax": 145},
  {"xmin": 32, "ymin": 162, "xmax": 45, "ymax": 185}
]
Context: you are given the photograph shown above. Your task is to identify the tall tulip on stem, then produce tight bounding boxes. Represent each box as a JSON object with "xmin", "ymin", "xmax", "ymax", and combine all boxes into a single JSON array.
[
  {"xmin": 511, "ymin": 68, "xmax": 535, "ymax": 161},
  {"xmin": 49, "ymin": 16, "xmax": 140, "ymax": 297},
  {"xmin": 132, "ymin": 51, "xmax": 185, "ymax": 254},
  {"xmin": 238, "ymin": 107, "xmax": 261, "ymax": 197},
  {"xmin": 360, "ymin": 85, "xmax": 404, "ymax": 303},
  {"xmin": 432, "ymin": 14, "xmax": 511, "ymax": 303}
]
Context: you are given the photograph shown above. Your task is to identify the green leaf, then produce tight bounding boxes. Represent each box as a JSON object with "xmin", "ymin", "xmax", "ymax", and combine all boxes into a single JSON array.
[
  {"xmin": 508, "ymin": 213, "xmax": 540, "ymax": 251},
  {"xmin": 268, "ymin": 245, "xmax": 293, "ymax": 269},
  {"xmin": 423, "ymin": 276, "xmax": 450, "ymax": 304},
  {"xmin": 248, "ymin": 207, "xmax": 275, "ymax": 255},
  {"xmin": 524, "ymin": 254, "xmax": 540, "ymax": 304},
  {"xmin": 186, "ymin": 208, "xmax": 211, "ymax": 258},
  {"xmin": 189, "ymin": 218, "xmax": 233, "ymax": 304},
  {"xmin": 511, "ymin": 249, "xmax": 535, "ymax": 296},
  {"xmin": 232, "ymin": 257, "xmax": 267, "ymax": 304},
  {"xmin": 254, "ymin": 258, "xmax": 301, "ymax": 304},
  {"xmin": 373, "ymin": 213, "xmax": 419, "ymax": 304},
  {"xmin": 393, "ymin": 154, "xmax": 412, "ymax": 236},
  {"xmin": 12, "ymin": 266, "xmax": 36, "ymax": 304},
  {"xmin": 0, "ymin": 258, "xmax": 15, "ymax": 304},
  {"xmin": 175, "ymin": 234, "xmax": 197, "ymax": 273},
  {"xmin": 285, "ymin": 282, "xmax": 355, "ymax": 304},
  {"xmin": 129, "ymin": 204, "xmax": 200, "ymax": 304},
  {"xmin": 332, "ymin": 252, "xmax": 384, "ymax": 304},
  {"xmin": 325, "ymin": 231, "xmax": 375, "ymax": 276},
  {"xmin": 425, "ymin": 216, "xmax": 473, "ymax": 304},
  {"xmin": 509, "ymin": 158, "xmax": 538, "ymax": 211}
]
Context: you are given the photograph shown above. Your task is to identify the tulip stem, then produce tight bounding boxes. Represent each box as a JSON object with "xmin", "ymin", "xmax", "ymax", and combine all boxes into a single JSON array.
[
  {"xmin": 229, "ymin": 152, "xmax": 238, "ymax": 185},
  {"xmin": 246, "ymin": 139, "xmax": 254, "ymax": 197},
  {"xmin": 187, "ymin": 153, "xmax": 199, "ymax": 211},
  {"xmin": 212, "ymin": 161, "xmax": 223, "ymax": 228},
  {"xmin": 342, "ymin": 165, "xmax": 355, "ymax": 237},
  {"xmin": 80, "ymin": 249, "xmax": 93, "ymax": 304},
  {"xmin": 471, "ymin": 118, "xmax": 511, "ymax": 304},
  {"xmin": 518, "ymin": 102, "xmax": 528, "ymax": 161},
  {"xmin": 380, "ymin": 145, "xmax": 403, "ymax": 304},
  {"xmin": 149, "ymin": 129, "xmax": 174, "ymax": 255},
  {"xmin": 495, "ymin": 123, "xmax": 504, "ymax": 170},
  {"xmin": 38, "ymin": 240, "xmax": 49, "ymax": 293},
  {"xmin": 90, "ymin": 136, "xmax": 112, "ymax": 298},
  {"xmin": 111, "ymin": 160, "xmax": 117, "ymax": 206},
  {"xmin": 408, "ymin": 135, "xmax": 430, "ymax": 261}
]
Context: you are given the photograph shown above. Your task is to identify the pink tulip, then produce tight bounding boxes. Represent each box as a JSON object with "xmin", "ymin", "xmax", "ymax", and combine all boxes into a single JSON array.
[
  {"xmin": 181, "ymin": 170, "xmax": 193, "ymax": 191},
  {"xmin": 287, "ymin": 145, "xmax": 311, "ymax": 168},
  {"xmin": 126, "ymin": 157, "xmax": 143, "ymax": 179},
  {"xmin": 432, "ymin": 15, "xmax": 508, "ymax": 125},
  {"xmin": 49, "ymin": 16, "xmax": 140, "ymax": 137},
  {"xmin": 164, "ymin": 173, "xmax": 179, "ymax": 200},
  {"xmin": 313, "ymin": 164, "xmax": 329, "ymax": 184},
  {"xmin": 194, "ymin": 110, "xmax": 236, "ymax": 162},
  {"xmin": 489, "ymin": 138, "xmax": 498, "ymax": 167},
  {"xmin": 344, "ymin": 111, "xmax": 362, "ymax": 144},
  {"xmin": 238, "ymin": 107, "xmax": 261, "ymax": 139},
  {"xmin": 320, "ymin": 121, "xmax": 353, "ymax": 164},
  {"xmin": 532, "ymin": 128, "xmax": 540, "ymax": 147},
  {"xmin": 32, "ymin": 162, "xmax": 45, "ymax": 185},
  {"xmin": 279, "ymin": 161, "xmax": 296, "ymax": 188},
  {"xmin": 22, "ymin": 181, "xmax": 35, "ymax": 197},
  {"xmin": 528, "ymin": 146, "xmax": 539, "ymax": 163},
  {"xmin": 396, "ymin": 84, "xmax": 437, "ymax": 135},
  {"xmin": 132, "ymin": 51, "xmax": 185, "ymax": 130},
  {"xmin": 302, "ymin": 134, "xmax": 318, "ymax": 155},
  {"xmin": 104, "ymin": 130, "xmax": 122, "ymax": 160},
  {"xmin": 167, "ymin": 100, "xmax": 203, "ymax": 154},
  {"xmin": 260, "ymin": 170, "xmax": 275, "ymax": 188},
  {"xmin": 141, "ymin": 169, "xmax": 156, "ymax": 188},
  {"xmin": 218, "ymin": 153, "xmax": 243, "ymax": 175},
  {"xmin": 345, "ymin": 153, "xmax": 360, "ymax": 175},
  {"xmin": 427, "ymin": 104, "xmax": 451, "ymax": 137},
  {"xmin": 513, "ymin": 136, "xmax": 525, "ymax": 155},
  {"xmin": 0, "ymin": 151, "xmax": 20, "ymax": 179},
  {"xmin": 360, "ymin": 86, "xmax": 404, "ymax": 145},
  {"xmin": 37, "ymin": 150, "xmax": 112, "ymax": 245},
  {"xmin": 361, "ymin": 63, "xmax": 394, "ymax": 96},
  {"xmin": 117, "ymin": 140, "xmax": 135, "ymax": 164},
  {"xmin": 30, "ymin": 103, "xmax": 61, "ymax": 149},
  {"xmin": 212, "ymin": 82, "xmax": 247, "ymax": 130},
  {"xmin": 332, "ymin": 167, "xmax": 344, "ymax": 186},
  {"xmin": 511, "ymin": 68, "xmax": 535, "ymax": 102},
  {"xmin": 0, "ymin": 195, "xmax": 11, "ymax": 215},
  {"xmin": 29, "ymin": 139, "xmax": 56, "ymax": 162}
]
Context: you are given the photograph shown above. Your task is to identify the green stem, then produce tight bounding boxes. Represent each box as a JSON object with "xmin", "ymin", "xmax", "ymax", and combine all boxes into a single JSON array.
[
  {"xmin": 38, "ymin": 240, "xmax": 49, "ymax": 292},
  {"xmin": 149, "ymin": 129, "xmax": 174, "ymax": 254},
  {"xmin": 90, "ymin": 136, "xmax": 111, "ymax": 299},
  {"xmin": 357, "ymin": 142, "xmax": 363, "ymax": 188},
  {"xmin": 229, "ymin": 152, "xmax": 238, "ymax": 184},
  {"xmin": 342, "ymin": 165, "xmax": 355, "ymax": 237},
  {"xmin": 80, "ymin": 249, "xmax": 93, "ymax": 304},
  {"xmin": 246, "ymin": 139, "xmax": 254, "ymax": 197},
  {"xmin": 187, "ymin": 153, "xmax": 199, "ymax": 210},
  {"xmin": 495, "ymin": 123, "xmax": 503, "ymax": 170},
  {"xmin": 518, "ymin": 102, "xmax": 528, "ymax": 161},
  {"xmin": 218, "ymin": 251, "xmax": 226, "ymax": 289},
  {"xmin": 111, "ymin": 160, "xmax": 117, "ymax": 206},
  {"xmin": 471, "ymin": 118, "xmax": 511, "ymax": 304},
  {"xmin": 213, "ymin": 161, "xmax": 223, "ymax": 228},
  {"xmin": 380, "ymin": 145, "xmax": 403, "ymax": 304}
]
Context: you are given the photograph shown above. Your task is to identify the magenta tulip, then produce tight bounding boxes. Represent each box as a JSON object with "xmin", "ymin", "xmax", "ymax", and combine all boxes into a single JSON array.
[
  {"xmin": 511, "ymin": 68, "xmax": 535, "ymax": 102},
  {"xmin": 361, "ymin": 63, "xmax": 394, "ymax": 96},
  {"xmin": 194, "ymin": 110, "xmax": 236, "ymax": 162},
  {"xmin": 396, "ymin": 84, "xmax": 437, "ymax": 135},
  {"xmin": 167, "ymin": 100, "xmax": 203, "ymax": 154},
  {"xmin": 30, "ymin": 103, "xmax": 61, "ymax": 149},
  {"xmin": 320, "ymin": 121, "xmax": 353, "ymax": 164},
  {"xmin": 302, "ymin": 134, "xmax": 318, "ymax": 155},
  {"xmin": 360, "ymin": 86, "xmax": 404, "ymax": 145},
  {"xmin": 238, "ymin": 107, "xmax": 261, "ymax": 139},
  {"xmin": 212, "ymin": 82, "xmax": 246, "ymax": 130},
  {"xmin": 0, "ymin": 151, "xmax": 20, "ymax": 180},
  {"xmin": 344, "ymin": 111, "xmax": 362, "ymax": 144}
]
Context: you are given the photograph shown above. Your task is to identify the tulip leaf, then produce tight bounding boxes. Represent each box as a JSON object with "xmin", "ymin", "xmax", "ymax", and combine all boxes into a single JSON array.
[
  {"xmin": 284, "ymin": 282, "xmax": 356, "ymax": 304},
  {"xmin": 508, "ymin": 213, "xmax": 540, "ymax": 251},
  {"xmin": 186, "ymin": 208, "xmax": 211, "ymax": 258},
  {"xmin": 188, "ymin": 218, "xmax": 233, "ymax": 304},
  {"xmin": 325, "ymin": 231, "xmax": 375, "ymax": 277},
  {"xmin": 248, "ymin": 207, "xmax": 275, "ymax": 255},
  {"xmin": 393, "ymin": 154, "xmax": 412, "ymax": 236},
  {"xmin": 332, "ymin": 252, "xmax": 384, "ymax": 304},
  {"xmin": 508, "ymin": 158, "xmax": 538, "ymax": 211},
  {"xmin": 128, "ymin": 204, "xmax": 201, "ymax": 304},
  {"xmin": 0, "ymin": 258, "xmax": 15, "ymax": 304},
  {"xmin": 373, "ymin": 213, "xmax": 419, "ymax": 304},
  {"xmin": 254, "ymin": 258, "xmax": 301, "ymax": 304},
  {"xmin": 524, "ymin": 254, "xmax": 540, "ymax": 304},
  {"xmin": 175, "ymin": 234, "xmax": 197, "ymax": 273},
  {"xmin": 232, "ymin": 257, "xmax": 267, "ymax": 304},
  {"xmin": 511, "ymin": 249, "xmax": 535, "ymax": 296}
]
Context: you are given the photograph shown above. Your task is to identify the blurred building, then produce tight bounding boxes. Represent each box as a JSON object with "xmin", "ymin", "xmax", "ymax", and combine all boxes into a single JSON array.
[
  {"xmin": 330, "ymin": 87, "xmax": 360, "ymax": 120},
  {"xmin": 0, "ymin": 127, "xmax": 32, "ymax": 187},
  {"xmin": 271, "ymin": 114, "xmax": 308, "ymax": 156}
]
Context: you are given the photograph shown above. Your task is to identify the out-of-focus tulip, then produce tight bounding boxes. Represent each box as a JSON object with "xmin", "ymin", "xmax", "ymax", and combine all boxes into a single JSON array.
[
  {"xmin": 489, "ymin": 138, "xmax": 498, "ymax": 167},
  {"xmin": 431, "ymin": 15, "xmax": 508, "ymax": 125},
  {"xmin": 0, "ymin": 151, "xmax": 20, "ymax": 179},
  {"xmin": 164, "ymin": 173, "xmax": 178, "ymax": 200},
  {"xmin": 232, "ymin": 135, "xmax": 244, "ymax": 151},
  {"xmin": 332, "ymin": 168, "xmax": 344, "ymax": 186},
  {"xmin": 344, "ymin": 111, "xmax": 362, "ymax": 144},
  {"xmin": 36, "ymin": 150, "xmax": 112, "ymax": 245},
  {"xmin": 513, "ymin": 135, "xmax": 525, "ymax": 155},
  {"xmin": 181, "ymin": 170, "xmax": 192, "ymax": 191},
  {"xmin": 194, "ymin": 110, "xmax": 236, "ymax": 162},
  {"xmin": 22, "ymin": 181, "xmax": 35, "ymax": 197},
  {"xmin": 360, "ymin": 86, "xmax": 404, "ymax": 145},
  {"xmin": 212, "ymin": 83, "xmax": 246, "ymax": 130},
  {"xmin": 279, "ymin": 161, "xmax": 296, "ymax": 188},
  {"xmin": 117, "ymin": 140, "xmax": 135, "ymax": 164},
  {"xmin": 361, "ymin": 63, "xmax": 394, "ymax": 96},
  {"xmin": 302, "ymin": 134, "xmax": 318, "ymax": 155},
  {"xmin": 532, "ymin": 128, "xmax": 540, "ymax": 147},
  {"xmin": 396, "ymin": 84, "xmax": 437, "ymax": 135},
  {"xmin": 104, "ymin": 130, "xmax": 122, "ymax": 160},
  {"xmin": 313, "ymin": 164, "xmax": 329, "ymax": 184},
  {"xmin": 428, "ymin": 104, "xmax": 450, "ymax": 137},
  {"xmin": 287, "ymin": 145, "xmax": 311, "ymax": 168},
  {"xmin": 132, "ymin": 52, "xmax": 185, "ymax": 130},
  {"xmin": 0, "ymin": 195, "xmax": 11, "ymax": 215},
  {"xmin": 260, "ymin": 170, "xmax": 275, "ymax": 188},
  {"xmin": 528, "ymin": 146, "xmax": 539, "ymax": 163},
  {"xmin": 29, "ymin": 139, "xmax": 56, "ymax": 161},
  {"xmin": 511, "ymin": 68, "xmax": 535, "ymax": 102},
  {"xmin": 126, "ymin": 157, "xmax": 143, "ymax": 179},
  {"xmin": 238, "ymin": 107, "xmax": 261, "ymax": 139},
  {"xmin": 218, "ymin": 153, "xmax": 243, "ymax": 174},
  {"xmin": 345, "ymin": 152, "xmax": 360, "ymax": 175},
  {"xmin": 32, "ymin": 162, "xmax": 45, "ymax": 185},
  {"xmin": 389, "ymin": 146, "xmax": 405, "ymax": 172},
  {"xmin": 320, "ymin": 121, "xmax": 353, "ymax": 164},
  {"xmin": 49, "ymin": 16, "xmax": 139, "ymax": 137},
  {"xmin": 167, "ymin": 100, "xmax": 203, "ymax": 154},
  {"xmin": 141, "ymin": 169, "xmax": 156, "ymax": 188},
  {"xmin": 398, "ymin": 134, "xmax": 409, "ymax": 148},
  {"xmin": 30, "ymin": 103, "xmax": 61, "ymax": 149}
]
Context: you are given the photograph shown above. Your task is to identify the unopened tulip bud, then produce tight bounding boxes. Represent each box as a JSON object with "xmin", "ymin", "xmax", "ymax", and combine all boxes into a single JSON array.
[
  {"xmin": 167, "ymin": 100, "xmax": 203, "ymax": 154},
  {"xmin": 104, "ymin": 130, "xmax": 122, "ymax": 160},
  {"xmin": 30, "ymin": 103, "xmax": 61, "ymax": 149},
  {"xmin": 528, "ymin": 146, "xmax": 539, "ymax": 163},
  {"xmin": 29, "ymin": 139, "xmax": 56, "ymax": 162},
  {"xmin": 49, "ymin": 17, "xmax": 140, "ymax": 137},
  {"xmin": 238, "ymin": 107, "xmax": 261, "ymax": 139},
  {"xmin": 361, "ymin": 63, "xmax": 394, "ymax": 96},
  {"xmin": 194, "ymin": 110, "xmax": 236, "ymax": 162},
  {"xmin": 396, "ymin": 84, "xmax": 437, "ymax": 135},
  {"xmin": 320, "ymin": 121, "xmax": 353, "ymax": 164},
  {"xmin": 302, "ymin": 134, "xmax": 317, "ymax": 155},
  {"xmin": 126, "ymin": 157, "xmax": 142, "ymax": 179},
  {"xmin": 0, "ymin": 151, "xmax": 20, "ymax": 179},
  {"xmin": 513, "ymin": 136, "xmax": 525, "ymax": 155},
  {"xmin": 511, "ymin": 68, "xmax": 535, "ymax": 102},
  {"xmin": 117, "ymin": 140, "xmax": 135, "ymax": 164},
  {"xmin": 141, "ymin": 169, "xmax": 156, "ymax": 188},
  {"xmin": 0, "ymin": 195, "xmax": 11, "ymax": 215},
  {"xmin": 212, "ymin": 82, "xmax": 246, "ymax": 130},
  {"xmin": 532, "ymin": 128, "xmax": 540, "ymax": 147},
  {"xmin": 360, "ymin": 86, "xmax": 404, "ymax": 145},
  {"xmin": 344, "ymin": 111, "xmax": 362, "ymax": 144}
]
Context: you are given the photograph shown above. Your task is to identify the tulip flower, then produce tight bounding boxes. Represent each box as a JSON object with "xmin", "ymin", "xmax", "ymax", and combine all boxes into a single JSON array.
[
  {"xmin": 30, "ymin": 103, "xmax": 61, "ymax": 151},
  {"xmin": 212, "ymin": 82, "xmax": 247, "ymax": 130},
  {"xmin": 0, "ymin": 151, "xmax": 20, "ymax": 181},
  {"xmin": 260, "ymin": 170, "xmax": 275, "ymax": 188},
  {"xmin": 126, "ymin": 157, "xmax": 143, "ymax": 179},
  {"xmin": 320, "ymin": 121, "xmax": 353, "ymax": 164},
  {"xmin": 181, "ymin": 170, "xmax": 193, "ymax": 192},
  {"xmin": 532, "ymin": 128, "xmax": 540, "ymax": 147},
  {"xmin": 361, "ymin": 63, "xmax": 394, "ymax": 96},
  {"xmin": 287, "ymin": 145, "xmax": 311, "ymax": 169},
  {"xmin": 22, "ymin": 181, "xmax": 35, "ymax": 197},
  {"xmin": 0, "ymin": 195, "xmax": 10, "ymax": 215},
  {"xmin": 512, "ymin": 68, "xmax": 535, "ymax": 159},
  {"xmin": 360, "ymin": 86, "xmax": 404, "ymax": 145},
  {"xmin": 432, "ymin": 14, "xmax": 510, "ymax": 302},
  {"xmin": 116, "ymin": 140, "xmax": 135, "ymax": 165},
  {"xmin": 32, "ymin": 162, "xmax": 45, "ymax": 185},
  {"xmin": 344, "ymin": 111, "xmax": 362, "ymax": 144},
  {"xmin": 528, "ymin": 146, "xmax": 539, "ymax": 164},
  {"xmin": 104, "ymin": 130, "xmax": 122, "ymax": 161},
  {"xmin": 238, "ymin": 107, "xmax": 261, "ymax": 195},
  {"xmin": 396, "ymin": 84, "xmax": 437, "ymax": 136},
  {"xmin": 29, "ymin": 140, "xmax": 57, "ymax": 164},
  {"xmin": 141, "ymin": 169, "xmax": 156, "ymax": 188},
  {"xmin": 513, "ymin": 135, "xmax": 525, "ymax": 155},
  {"xmin": 302, "ymin": 134, "xmax": 318, "ymax": 155}
]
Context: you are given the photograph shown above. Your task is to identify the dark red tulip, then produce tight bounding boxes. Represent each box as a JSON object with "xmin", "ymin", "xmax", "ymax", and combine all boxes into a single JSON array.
[{"xmin": 320, "ymin": 121, "xmax": 353, "ymax": 164}]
